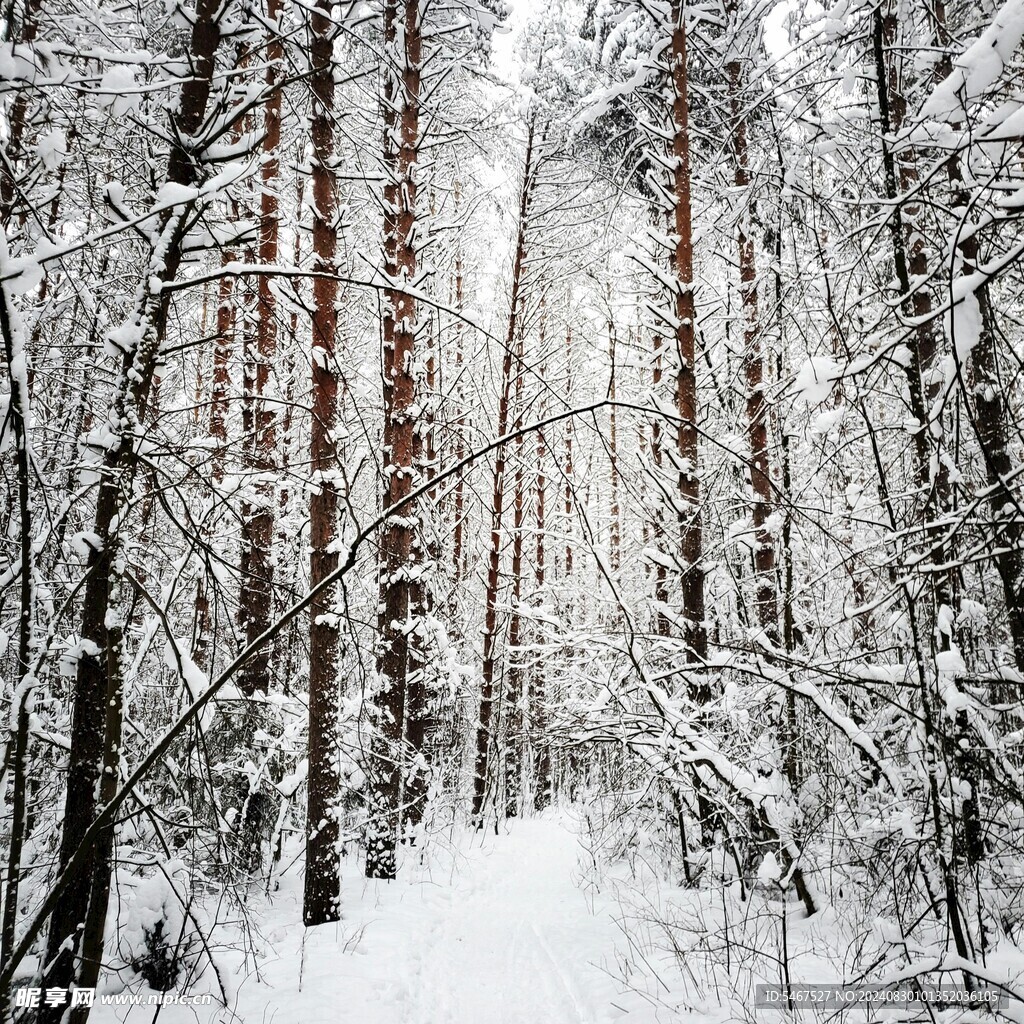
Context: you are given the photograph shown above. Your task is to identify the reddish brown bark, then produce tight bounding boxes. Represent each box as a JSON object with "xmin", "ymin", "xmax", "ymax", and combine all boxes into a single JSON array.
[
  {"xmin": 403, "ymin": 306, "xmax": 438, "ymax": 833},
  {"xmin": 532, "ymin": 341, "xmax": 551, "ymax": 809},
  {"xmin": 536, "ymin": 434, "xmax": 546, "ymax": 585},
  {"xmin": 194, "ymin": 281, "xmax": 210, "ymax": 427},
  {"xmin": 238, "ymin": 100, "xmax": 258, "ymax": 629},
  {"xmin": 472, "ymin": 120, "xmax": 537, "ymax": 823},
  {"xmin": 670, "ymin": 1, "xmax": 706, "ymax": 669},
  {"xmin": 608, "ymin": 316, "xmax": 620, "ymax": 570},
  {"xmin": 273, "ymin": 171, "xmax": 306, "ymax": 686},
  {"xmin": 450, "ymin": 179, "xmax": 468, "ymax": 583},
  {"xmin": 367, "ymin": 0, "xmax": 425, "ymax": 879},
  {"xmin": 237, "ymin": 0, "xmax": 283, "ymax": 697},
  {"xmin": 304, "ymin": 0, "xmax": 342, "ymax": 926},
  {"xmin": 725, "ymin": 27, "xmax": 778, "ymax": 643},
  {"xmin": 209, "ymin": 133, "xmax": 243, "ymax": 484},
  {"xmin": 210, "ymin": 240, "xmax": 235, "ymax": 483},
  {"xmin": 563, "ymin": 323, "xmax": 574, "ymax": 577},
  {"xmin": 198, "ymin": 238, "xmax": 235, "ymax": 663},
  {"xmin": 504, "ymin": 330, "xmax": 527, "ymax": 818},
  {"xmin": 650, "ymin": 319, "xmax": 670, "ymax": 635},
  {"xmin": 535, "ymin": 307, "xmax": 547, "ymax": 588}
]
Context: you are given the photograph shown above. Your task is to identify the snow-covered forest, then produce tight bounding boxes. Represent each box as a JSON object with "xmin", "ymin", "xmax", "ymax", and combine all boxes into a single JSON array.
[{"xmin": 2, "ymin": 0, "xmax": 1024, "ymax": 1019}]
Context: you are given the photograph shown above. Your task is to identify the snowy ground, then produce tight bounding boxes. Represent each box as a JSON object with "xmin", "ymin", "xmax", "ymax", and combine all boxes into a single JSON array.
[
  {"xmin": 94, "ymin": 815, "xmax": 675, "ymax": 1024},
  {"xmin": 87, "ymin": 810, "xmax": 1024, "ymax": 1024}
]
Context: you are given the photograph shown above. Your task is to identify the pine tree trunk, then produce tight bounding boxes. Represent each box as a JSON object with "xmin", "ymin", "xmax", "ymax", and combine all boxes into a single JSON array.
[
  {"xmin": 532, "ymin": 340, "xmax": 551, "ymax": 810},
  {"xmin": 238, "ymin": 0, "xmax": 283, "ymax": 698},
  {"xmin": 872, "ymin": 0, "xmax": 976, "ymax": 957},
  {"xmin": 272, "ymin": 169, "xmax": 306, "ymax": 684},
  {"xmin": 504, "ymin": 326, "xmax": 527, "ymax": 819},
  {"xmin": 303, "ymin": 0, "xmax": 342, "ymax": 926},
  {"xmin": 935, "ymin": 0, "xmax": 1024, "ymax": 675},
  {"xmin": 669, "ymin": 1, "xmax": 706, "ymax": 670},
  {"xmin": 366, "ymin": 0, "xmax": 426, "ymax": 879},
  {"xmin": 650, "ymin": 317, "xmax": 670, "ymax": 636},
  {"xmin": 450, "ymin": 179, "xmax": 468, "ymax": 585},
  {"xmin": 0, "ymin": 6, "xmax": 41, "ymax": 1005},
  {"xmin": 608, "ymin": 315, "xmax": 621, "ymax": 571},
  {"xmin": 563, "ymin": 323, "xmax": 574, "ymax": 578},
  {"xmin": 472, "ymin": 120, "xmax": 537, "ymax": 824},
  {"xmin": 725, "ymin": 31, "xmax": 779, "ymax": 642},
  {"xmin": 198, "ymin": 230, "xmax": 236, "ymax": 661},
  {"xmin": 932, "ymin": 0, "xmax": 994, "ymax": 867},
  {"xmin": 210, "ymin": 222, "xmax": 236, "ymax": 486},
  {"xmin": 872, "ymin": 5, "xmax": 950, "ymax": 549},
  {"xmin": 404, "ymin": 309, "xmax": 438, "ymax": 833},
  {"xmin": 0, "ymin": 252, "xmax": 34, "ymax": 1024}
]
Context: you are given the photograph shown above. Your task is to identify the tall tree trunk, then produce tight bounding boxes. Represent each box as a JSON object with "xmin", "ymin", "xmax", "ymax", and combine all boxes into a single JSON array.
[
  {"xmin": 725, "ymin": 25, "xmax": 779, "ymax": 643},
  {"xmin": 972, "ymin": 332, "xmax": 1024, "ymax": 673},
  {"xmin": 38, "ymin": 0, "xmax": 225, "ymax": 1011},
  {"xmin": 669, "ymin": 0, "xmax": 706, "ymax": 670},
  {"xmin": 450, "ymin": 179, "xmax": 468, "ymax": 585},
  {"xmin": 0, "ymin": 6, "xmax": 41, "ymax": 1008},
  {"xmin": 209, "ymin": 236, "xmax": 236, "ymax": 486},
  {"xmin": 303, "ymin": 0, "xmax": 342, "ymax": 926},
  {"xmin": 935, "ymin": 0, "xmax": 1024, "ymax": 675},
  {"xmin": 238, "ymin": 0, "xmax": 283, "ymax": 698},
  {"xmin": 872, "ymin": 5, "xmax": 951, "ymax": 581},
  {"xmin": 472, "ymin": 120, "xmax": 537, "ymax": 823},
  {"xmin": 198, "ymin": 228, "xmax": 237, "ymax": 662},
  {"xmin": 272, "ymin": 167, "xmax": 306, "ymax": 686},
  {"xmin": 655, "ymin": 0, "xmax": 716, "ymax": 857},
  {"xmin": 504, "ymin": 325, "xmax": 527, "ymax": 818},
  {"xmin": 0, "ymin": 246, "xmax": 34, "ymax": 1024},
  {"xmin": 608, "ymin": 314, "xmax": 620, "ymax": 571},
  {"xmin": 532, "ymin": 341, "xmax": 551, "ymax": 810},
  {"xmin": 404, "ymin": 307, "xmax": 438, "ymax": 833},
  {"xmin": 367, "ymin": 0, "xmax": 426, "ymax": 879},
  {"xmin": 563, "ymin": 322, "xmax": 574, "ymax": 578},
  {"xmin": 931, "ymin": 0, "xmax": 995, "ymax": 869},
  {"xmin": 194, "ymin": 280, "xmax": 211, "ymax": 428},
  {"xmin": 769, "ymin": 209, "xmax": 800, "ymax": 789},
  {"xmin": 872, "ymin": 0, "xmax": 975, "ymax": 963},
  {"xmin": 650, "ymin": 317, "xmax": 670, "ymax": 636}
]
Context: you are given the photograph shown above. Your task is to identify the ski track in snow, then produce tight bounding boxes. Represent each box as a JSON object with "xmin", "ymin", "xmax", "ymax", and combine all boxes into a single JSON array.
[
  {"xmin": 96, "ymin": 816, "xmax": 636, "ymax": 1024},
  {"xmin": 285, "ymin": 816, "xmax": 626, "ymax": 1024}
]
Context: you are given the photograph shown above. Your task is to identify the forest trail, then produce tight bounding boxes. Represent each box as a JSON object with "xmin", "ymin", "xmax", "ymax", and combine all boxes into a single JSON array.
[{"xmin": 251, "ymin": 816, "xmax": 635, "ymax": 1024}]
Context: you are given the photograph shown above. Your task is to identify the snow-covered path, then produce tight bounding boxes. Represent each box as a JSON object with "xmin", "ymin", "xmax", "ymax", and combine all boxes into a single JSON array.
[{"xmin": 250, "ymin": 816, "xmax": 631, "ymax": 1024}]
